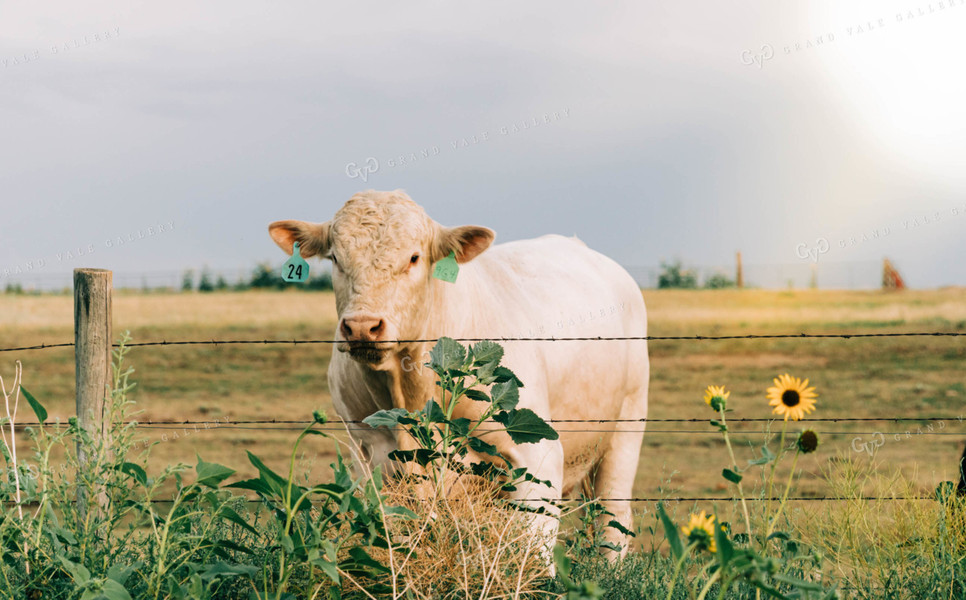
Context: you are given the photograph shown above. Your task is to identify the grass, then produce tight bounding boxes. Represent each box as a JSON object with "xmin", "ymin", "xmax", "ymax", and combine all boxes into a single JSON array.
[
  {"xmin": 1, "ymin": 288, "xmax": 964, "ymax": 528},
  {"xmin": 3, "ymin": 288, "xmax": 966, "ymax": 598}
]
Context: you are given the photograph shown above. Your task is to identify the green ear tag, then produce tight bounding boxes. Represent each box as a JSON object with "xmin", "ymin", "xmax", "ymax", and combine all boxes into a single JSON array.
[
  {"xmin": 432, "ymin": 250, "xmax": 459, "ymax": 283},
  {"xmin": 282, "ymin": 241, "xmax": 310, "ymax": 283}
]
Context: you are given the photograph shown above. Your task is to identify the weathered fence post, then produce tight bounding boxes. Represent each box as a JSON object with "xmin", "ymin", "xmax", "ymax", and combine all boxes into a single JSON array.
[
  {"xmin": 74, "ymin": 268, "xmax": 113, "ymax": 515},
  {"xmin": 736, "ymin": 251, "xmax": 744, "ymax": 289}
]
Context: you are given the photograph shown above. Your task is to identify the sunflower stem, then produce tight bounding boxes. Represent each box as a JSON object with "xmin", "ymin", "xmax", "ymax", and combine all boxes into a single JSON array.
[
  {"xmin": 766, "ymin": 449, "xmax": 801, "ymax": 541},
  {"xmin": 762, "ymin": 419, "xmax": 788, "ymax": 548},
  {"xmin": 717, "ymin": 406, "xmax": 753, "ymax": 541}
]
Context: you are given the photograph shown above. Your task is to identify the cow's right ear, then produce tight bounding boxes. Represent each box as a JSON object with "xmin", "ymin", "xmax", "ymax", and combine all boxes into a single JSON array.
[{"xmin": 268, "ymin": 220, "xmax": 331, "ymax": 258}]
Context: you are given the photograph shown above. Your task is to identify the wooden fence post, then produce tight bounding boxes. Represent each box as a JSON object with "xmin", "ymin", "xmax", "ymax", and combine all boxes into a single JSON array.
[
  {"xmin": 74, "ymin": 268, "xmax": 113, "ymax": 515},
  {"xmin": 736, "ymin": 252, "xmax": 744, "ymax": 289}
]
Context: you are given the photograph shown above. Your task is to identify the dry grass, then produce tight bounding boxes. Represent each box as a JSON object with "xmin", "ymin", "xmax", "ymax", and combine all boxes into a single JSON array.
[
  {"xmin": 793, "ymin": 453, "xmax": 966, "ymax": 595},
  {"xmin": 350, "ymin": 473, "xmax": 553, "ymax": 599}
]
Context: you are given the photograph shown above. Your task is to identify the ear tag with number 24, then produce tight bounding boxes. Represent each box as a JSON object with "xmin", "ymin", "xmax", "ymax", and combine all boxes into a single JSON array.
[
  {"xmin": 432, "ymin": 250, "xmax": 459, "ymax": 283},
  {"xmin": 282, "ymin": 241, "xmax": 310, "ymax": 283}
]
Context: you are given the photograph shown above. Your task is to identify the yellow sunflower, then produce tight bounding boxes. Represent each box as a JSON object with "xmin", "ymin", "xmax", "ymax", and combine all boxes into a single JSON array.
[
  {"xmin": 681, "ymin": 510, "xmax": 717, "ymax": 553},
  {"xmin": 703, "ymin": 385, "xmax": 730, "ymax": 408},
  {"xmin": 767, "ymin": 373, "xmax": 817, "ymax": 421}
]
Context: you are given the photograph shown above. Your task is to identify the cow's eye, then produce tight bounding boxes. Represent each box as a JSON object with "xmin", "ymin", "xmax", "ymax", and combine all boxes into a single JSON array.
[
  {"xmin": 330, "ymin": 254, "xmax": 339, "ymax": 268},
  {"xmin": 410, "ymin": 253, "xmax": 419, "ymax": 265}
]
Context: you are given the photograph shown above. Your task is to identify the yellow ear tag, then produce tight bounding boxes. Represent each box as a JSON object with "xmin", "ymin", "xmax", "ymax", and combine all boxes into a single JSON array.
[
  {"xmin": 282, "ymin": 241, "xmax": 310, "ymax": 283},
  {"xmin": 432, "ymin": 250, "xmax": 459, "ymax": 283}
]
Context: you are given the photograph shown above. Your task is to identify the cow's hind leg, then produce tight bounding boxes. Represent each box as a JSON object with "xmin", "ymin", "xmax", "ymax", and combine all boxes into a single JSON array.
[{"xmin": 593, "ymin": 391, "xmax": 647, "ymax": 559}]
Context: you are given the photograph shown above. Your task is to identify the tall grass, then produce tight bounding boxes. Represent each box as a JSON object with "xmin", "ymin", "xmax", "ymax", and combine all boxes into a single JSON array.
[{"xmin": 2, "ymin": 334, "xmax": 964, "ymax": 598}]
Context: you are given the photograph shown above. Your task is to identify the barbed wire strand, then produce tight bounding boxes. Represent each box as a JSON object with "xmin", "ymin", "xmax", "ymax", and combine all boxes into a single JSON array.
[
  {"xmin": 2, "ymin": 330, "xmax": 966, "ymax": 353},
  {"xmin": 9, "ymin": 417, "xmax": 964, "ymax": 427},
  {"xmin": 0, "ymin": 496, "xmax": 943, "ymax": 506}
]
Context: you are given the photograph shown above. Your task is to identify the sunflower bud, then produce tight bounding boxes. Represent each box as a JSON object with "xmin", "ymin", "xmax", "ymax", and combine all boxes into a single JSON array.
[
  {"xmin": 797, "ymin": 429, "xmax": 819, "ymax": 454},
  {"xmin": 704, "ymin": 385, "xmax": 730, "ymax": 412}
]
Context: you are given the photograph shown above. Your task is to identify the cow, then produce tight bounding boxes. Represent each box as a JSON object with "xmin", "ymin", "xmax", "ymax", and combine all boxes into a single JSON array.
[{"xmin": 268, "ymin": 189, "xmax": 649, "ymax": 558}]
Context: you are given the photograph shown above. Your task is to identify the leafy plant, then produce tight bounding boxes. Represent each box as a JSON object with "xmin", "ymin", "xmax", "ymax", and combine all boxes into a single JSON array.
[
  {"xmin": 0, "ymin": 333, "xmax": 406, "ymax": 600},
  {"xmin": 654, "ymin": 383, "xmax": 837, "ymax": 599},
  {"xmin": 363, "ymin": 337, "xmax": 558, "ymax": 500}
]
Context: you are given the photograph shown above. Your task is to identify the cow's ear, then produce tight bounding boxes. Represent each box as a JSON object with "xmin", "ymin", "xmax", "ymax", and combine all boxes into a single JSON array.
[
  {"xmin": 268, "ymin": 220, "xmax": 330, "ymax": 258},
  {"xmin": 433, "ymin": 225, "xmax": 495, "ymax": 264}
]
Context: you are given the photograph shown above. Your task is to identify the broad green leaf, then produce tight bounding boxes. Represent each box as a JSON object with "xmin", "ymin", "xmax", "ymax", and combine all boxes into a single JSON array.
[
  {"xmin": 119, "ymin": 462, "xmax": 147, "ymax": 486},
  {"xmin": 420, "ymin": 399, "xmax": 446, "ymax": 422},
  {"xmin": 58, "ymin": 556, "xmax": 91, "ymax": 585},
  {"xmin": 99, "ymin": 579, "xmax": 133, "ymax": 600},
  {"xmin": 606, "ymin": 519, "xmax": 635, "ymax": 537},
  {"xmin": 467, "ymin": 436, "xmax": 500, "ymax": 456},
  {"xmin": 489, "ymin": 381, "xmax": 519, "ymax": 410},
  {"xmin": 475, "ymin": 360, "xmax": 498, "ymax": 384},
  {"xmin": 212, "ymin": 539, "xmax": 255, "ymax": 559},
  {"xmin": 383, "ymin": 505, "xmax": 419, "ymax": 519},
  {"xmin": 493, "ymin": 408, "xmax": 559, "ymax": 444},
  {"xmin": 20, "ymin": 386, "xmax": 47, "ymax": 422},
  {"xmin": 344, "ymin": 547, "xmax": 390, "ymax": 575},
  {"xmin": 464, "ymin": 389, "xmax": 490, "ymax": 403},
  {"xmin": 107, "ymin": 562, "xmax": 141, "ymax": 586},
  {"xmin": 245, "ymin": 451, "xmax": 289, "ymax": 496},
  {"xmin": 429, "ymin": 337, "xmax": 466, "ymax": 372},
  {"xmin": 492, "ymin": 366, "xmax": 524, "ymax": 387},
  {"xmin": 656, "ymin": 503, "xmax": 684, "ymax": 561},
  {"xmin": 311, "ymin": 556, "xmax": 341, "ymax": 584},
  {"xmin": 449, "ymin": 417, "xmax": 471, "ymax": 436},
  {"xmin": 196, "ymin": 456, "xmax": 236, "ymax": 488},
  {"xmin": 226, "ymin": 478, "xmax": 274, "ymax": 496},
  {"xmin": 470, "ymin": 340, "xmax": 503, "ymax": 366},
  {"xmin": 388, "ymin": 449, "xmax": 441, "ymax": 466},
  {"xmin": 363, "ymin": 408, "xmax": 411, "ymax": 428},
  {"xmin": 217, "ymin": 505, "xmax": 257, "ymax": 535},
  {"xmin": 722, "ymin": 468, "xmax": 743, "ymax": 484}
]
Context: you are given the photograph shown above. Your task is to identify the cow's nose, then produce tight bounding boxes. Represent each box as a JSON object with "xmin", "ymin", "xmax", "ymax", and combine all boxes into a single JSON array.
[{"xmin": 340, "ymin": 316, "xmax": 386, "ymax": 342}]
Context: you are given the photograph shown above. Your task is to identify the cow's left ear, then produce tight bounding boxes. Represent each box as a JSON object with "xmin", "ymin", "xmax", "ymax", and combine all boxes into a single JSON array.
[
  {"xmin": 268, "ymin": 220, "xmax": 331, "ymax": 258},
  {"xmin": 433, "ymin": 225, "xmax": 495, "ymax": 264}
]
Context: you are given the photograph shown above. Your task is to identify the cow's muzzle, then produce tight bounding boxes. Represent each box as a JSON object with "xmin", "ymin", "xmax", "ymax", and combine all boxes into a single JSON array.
[{"xmin": 338, "ymin": 314, "xmax": 396, "ymax": 363}]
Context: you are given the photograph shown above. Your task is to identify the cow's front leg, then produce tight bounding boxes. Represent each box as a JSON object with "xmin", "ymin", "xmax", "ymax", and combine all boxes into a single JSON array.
[{"xmin": 500, "ymin": 437, "xmax": 564, "ymax": 576}]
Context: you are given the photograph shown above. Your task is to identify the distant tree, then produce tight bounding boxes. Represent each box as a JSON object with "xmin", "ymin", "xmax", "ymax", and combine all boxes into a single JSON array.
[
  {"xmin": 198, "ymin": 267, "xmax": 214, "ymax": 292},
  {"xmin": 249, "ymin": 263, "xmax": 283, "ymax": 289},
  {"xmin": 658, "ymin": 261, "xmax": 697, "ymax": 289},
  {"xmin": 181, "ymin": 269, "xmax": 195, "ymax": 292},
  {"xmin": 704, "ymin": 273, "xmax": 736, "ymax": 289},
  {"xmin": 215, "ymin": 275, "xmax": 229, "ymax": 291}
]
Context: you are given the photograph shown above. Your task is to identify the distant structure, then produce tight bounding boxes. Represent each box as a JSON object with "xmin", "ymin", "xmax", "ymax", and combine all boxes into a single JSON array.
[
  {"xmin": 736, "ymin": 251, "xmax": 744, "ymax": 289},
  {"xmin": 882, "ymin": 258, "xmax": 905, "ymax": 290}
]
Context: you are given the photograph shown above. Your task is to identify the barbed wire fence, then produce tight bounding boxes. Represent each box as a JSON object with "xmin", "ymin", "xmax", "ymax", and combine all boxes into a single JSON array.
[{"xmin": 3, "ymin": 268, "xmax": 964, "ymax": 507}]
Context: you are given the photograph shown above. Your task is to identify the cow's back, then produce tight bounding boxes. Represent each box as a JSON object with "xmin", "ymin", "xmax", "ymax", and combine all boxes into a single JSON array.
[{"xmin": 444, "ymin": 234, "xmax": 649, "ymax": 491}]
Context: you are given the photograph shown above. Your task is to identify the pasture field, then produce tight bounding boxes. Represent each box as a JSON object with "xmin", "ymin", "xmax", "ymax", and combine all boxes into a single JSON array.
[
  {"xmin": 2, "ymin": 287, "xmax": 964, "ymax": 506},
  {"xmin": 3, "ymin": 287, "xmax": 966, "ymax": 597}
]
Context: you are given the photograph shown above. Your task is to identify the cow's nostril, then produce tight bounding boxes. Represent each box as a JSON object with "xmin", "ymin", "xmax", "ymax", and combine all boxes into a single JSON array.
[{"xmin": 370, "ymin": 319, "xmax": 385, "ymax": 335}]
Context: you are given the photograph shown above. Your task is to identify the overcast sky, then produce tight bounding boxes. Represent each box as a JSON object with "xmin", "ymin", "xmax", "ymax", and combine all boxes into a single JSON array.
[{"xmin": 2, "ymin": 0, "xmax": 965, "ymax": 289}]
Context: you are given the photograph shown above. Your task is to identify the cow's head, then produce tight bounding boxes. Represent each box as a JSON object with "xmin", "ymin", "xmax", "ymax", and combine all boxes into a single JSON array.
[{"xmin": 268, "ymin": 189, "xmax": 494, "ymax": 369}]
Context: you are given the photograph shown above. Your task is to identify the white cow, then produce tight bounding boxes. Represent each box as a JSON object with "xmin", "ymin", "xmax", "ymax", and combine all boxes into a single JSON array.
[{"xmin": 269, "ymin": 189, "xmax": 649, "ymax": 556}]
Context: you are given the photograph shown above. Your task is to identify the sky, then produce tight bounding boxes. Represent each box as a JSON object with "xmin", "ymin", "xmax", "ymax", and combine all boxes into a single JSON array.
[{"xmin": 1, "ymin": 0, "xmax": 965, "ymax": 290}]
